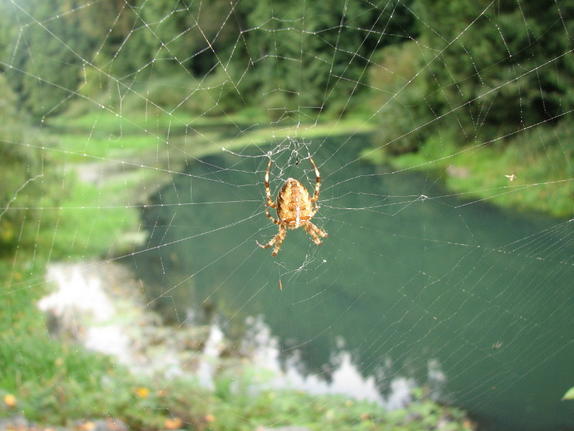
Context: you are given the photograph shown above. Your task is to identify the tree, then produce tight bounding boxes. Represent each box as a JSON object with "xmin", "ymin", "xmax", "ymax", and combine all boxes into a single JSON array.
[
  {"xmin": 231, "ymin": 0, "xmax": 416, "ymax": 119},
  {"xmin": 3, "ymin": 0, "xmax": 96, "ymax": 117},
  {"xmin": 413, "ymin": 0, "xmax": 574, "ymax": 144}
]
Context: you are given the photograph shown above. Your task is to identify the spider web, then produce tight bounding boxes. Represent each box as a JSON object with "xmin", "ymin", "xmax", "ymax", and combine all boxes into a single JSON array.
[{"xmin": 1, "ymin": 1, "xmax": 574, "ymax": 430}]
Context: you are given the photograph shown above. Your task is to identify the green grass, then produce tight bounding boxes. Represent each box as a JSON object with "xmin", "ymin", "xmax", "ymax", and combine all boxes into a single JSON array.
[
  {"xmin": 48, "ymin": 109, "xmax": 267, "ymax": 135},
  {"xmin": 364, "ymin": 123, "xmax": 574, "ymax": 218},
  {"xmin": 47, "ymin": 111, "xmax": 375, "ymax": 169},
  {"xmin": 41, "ymin": 178, "xmax": 141, "ymax": 259},
  {"xmin": 49, "ymin": 108, "xmax": 375, "ymax": 137},
  {"xmin": 215, "ymin": 118, "xmax": 374, "ymax": 150},
  {"xmin": 0, "ymin": 123, "xmax": 153, "ymax": 421},
  {"xmin": 53, "ymin": 134, "xmax": 162, "ymax": 162},
  {"xmin": 0, "ymin": 163, "xmax": 145, "ymax": 417},
  {"xmin": 0, "ymin": 339, "xmax": 473, "ymax": 431},
  {"xmin": 0, "ymin": 360, "xmax": 473, "ymax": 431}
]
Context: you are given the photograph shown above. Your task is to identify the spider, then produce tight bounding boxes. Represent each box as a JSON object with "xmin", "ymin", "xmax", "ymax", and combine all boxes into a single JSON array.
[{"xmin": 257, "ymin": 156, "xmax": 328, "ymax": 256}]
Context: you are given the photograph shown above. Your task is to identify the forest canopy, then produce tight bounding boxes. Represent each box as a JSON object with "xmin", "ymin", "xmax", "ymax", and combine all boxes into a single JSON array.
[{"xmin": 0, "ymin": 0, "xmax": 571, "ymax": 140}]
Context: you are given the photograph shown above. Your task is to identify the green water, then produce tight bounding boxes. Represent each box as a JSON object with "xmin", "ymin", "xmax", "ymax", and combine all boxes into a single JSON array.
[{"xmin": 130, "ymin": 135, "xmax": 574, "ymax": 430}]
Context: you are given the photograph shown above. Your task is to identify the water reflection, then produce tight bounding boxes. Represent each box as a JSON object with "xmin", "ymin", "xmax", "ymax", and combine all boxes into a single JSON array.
[
  {"xmin": 232, "ymin": 314, "xmax": 448, "ymax": 410},
  {"xmin": 129, "ymin": 135, "xmax": 574, "ymax": 431}
]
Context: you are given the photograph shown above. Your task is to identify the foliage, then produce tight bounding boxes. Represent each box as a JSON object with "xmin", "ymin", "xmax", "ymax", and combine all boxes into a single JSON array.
[
  {"xmin": 0, "ymin": 74, "xmax": 47, "ymax": 254},
  {"xmin": 1, "ymin": 0, "xmax": 98, "ymax": 117},
  {"xmin": 0, "ymin": 0, "xmax": 417, "ymax": 120},
  {"xmin": 411, "ymin": 0, "xmax": 574, "ymax": 144},
  {"xmin": 228, "ymin": 0, "xmax": 416, "ymax": 120},
  {"xmin": 363, "ymin": 0, "xmax": 574, "ymax": 218},
  {"xmin": 368, "ymin": 0, "xmax": 574, "ymax": 155},
  {"xmin": 563, "ymin": 386, "xmax": 574, "ymax": 401},
  {"xmin": 0, "ymin": 342, "xmax": 473, "ymax": 431},
  {"xmin": 366, "ymin": 119, "xmax": 574, "ymax": 218},
  {"xmin": 369, "ymin": 41, "xmax": 430, "ymax": 154}
]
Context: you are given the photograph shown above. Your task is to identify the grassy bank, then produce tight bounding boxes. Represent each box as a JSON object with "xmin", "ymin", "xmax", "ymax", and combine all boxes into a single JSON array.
[
  {"xmin": 1, "ymin": 114, "xmax": 472, "ymax": 430},
  {"xmin": 45, "ymin": 110, "xmax": 375, "ymax": 169},
  {"xmin": 365, "ymin": 122, "xmax": 574, "ymax": 218},
  {"xmin": 1, "ymin": 364, "xmax": 473, "ymax": 431}
]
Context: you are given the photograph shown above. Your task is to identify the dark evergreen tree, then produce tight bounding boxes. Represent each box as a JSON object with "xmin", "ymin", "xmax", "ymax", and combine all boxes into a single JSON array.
[
  {"xmin": 3, "ymin": 0, "xmax": 96, "ymax": 117},
  {"xmin": 231, "ymin": 0, "xmax": 416, "ymax": 120},
  {"xmin": 413, "ymin": 0, "xmax": 574, "ymax": 144}
]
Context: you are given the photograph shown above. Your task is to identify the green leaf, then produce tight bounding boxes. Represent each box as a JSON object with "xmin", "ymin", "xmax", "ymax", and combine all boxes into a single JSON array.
[{"xmin": 562, "ymin": 387, "xmax": 574, "ymax": 400}]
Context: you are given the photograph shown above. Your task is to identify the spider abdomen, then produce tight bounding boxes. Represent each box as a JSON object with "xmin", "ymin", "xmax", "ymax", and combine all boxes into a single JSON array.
[{"xmin": 276, "ymin": 178, "xmax": 314, "ymax": 229}]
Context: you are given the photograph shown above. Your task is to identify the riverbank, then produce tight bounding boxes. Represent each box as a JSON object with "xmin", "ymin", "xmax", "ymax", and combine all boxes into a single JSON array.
[
  {"xmin": 0, "ymin": 118, "xmax": 474, "ymax": 430},
  {"xmin": 50, "ymin": 109, "xmax": 573, "ymax": 219},
  {"xmin": 364, "ymin": 122, "xmax": 573, "ymax": 219}
]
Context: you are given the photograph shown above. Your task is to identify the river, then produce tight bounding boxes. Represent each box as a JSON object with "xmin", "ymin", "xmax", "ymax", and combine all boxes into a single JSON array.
[{"xmin": 129, "ymin": 134, "xmax": 574, "ymax": 430}]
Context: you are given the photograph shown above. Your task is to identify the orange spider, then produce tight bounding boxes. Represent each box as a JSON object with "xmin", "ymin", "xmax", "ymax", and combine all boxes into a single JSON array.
[{"xmin": 257, "ymin": 156, "xmax": 328, "ymax": 256}]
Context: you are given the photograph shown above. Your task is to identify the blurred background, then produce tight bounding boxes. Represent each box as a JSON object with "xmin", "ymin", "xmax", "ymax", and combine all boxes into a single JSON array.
[{"xmin": 1, "ymin": 1, "xmax": 573, "ymax": 430}]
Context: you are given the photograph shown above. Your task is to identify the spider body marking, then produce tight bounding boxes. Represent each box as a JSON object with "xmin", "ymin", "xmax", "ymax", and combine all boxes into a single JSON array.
[{"xmin": 257, "ymin": 156, "xmax": 328, "ymax": 256}]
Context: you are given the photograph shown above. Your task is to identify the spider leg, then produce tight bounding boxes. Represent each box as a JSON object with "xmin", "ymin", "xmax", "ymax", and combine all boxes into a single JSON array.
[
  {"xmin": 257, "ymin": 225, "xmax": 287, "ymax": 256},
  {"xmin": 308, "ymin": 156, "xmax": 321, "ymax": 203},
  {"xmin": 265, "ymin": 207, "xmax": 281, "ymax": 225},
  {"xmin": 311, "ymin": 222, "xmax": 328, "ymax": 239},
  {"xmin": 304, "ymin": 221, "xmax": 328, "ymax": 245},
  {"xmin": 262, "ymin": 159, "xmax": 281, "ymax": 224},
  {"xmin": 264, "ymin": 159, "xmax": 277, "ymax": 208}
]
